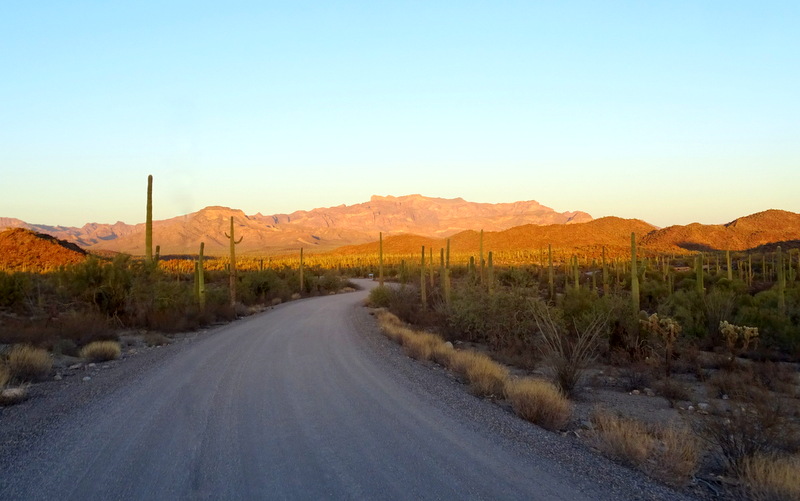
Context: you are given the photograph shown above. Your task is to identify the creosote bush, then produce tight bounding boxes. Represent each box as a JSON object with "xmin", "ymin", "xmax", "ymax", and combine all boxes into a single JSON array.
[
  {"xmin": 504, "ymin": 378, "xmax": 571, "ymax": 431},
  {"xmin": 6, "ymin": 345, "xmax": 52, "ymax": 382},
  {"xmin": 79, "ymin": 341, "xmax": 121, "ymax": 362}
]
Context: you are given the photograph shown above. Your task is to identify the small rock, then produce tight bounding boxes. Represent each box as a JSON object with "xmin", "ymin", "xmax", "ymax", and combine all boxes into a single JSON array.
[
  {"xmin": 698, "ymin": 402, "xmax": 711, "ymax": 412},
  {"xmin": 54, "ymin": 374, "xmax": 63, "ymax": 381},
  {"xmin": 631, "ymin": 389, "xmax": 640, "ymax": 395},
  {"xmin": 444, "ymin": 342, "xmax": 454, "ymax": 349},
  {"xmin": 82, "ymin": 376, "xmax": 91, "ymax": 382},
  {"xmin": 644, "ymin": 388, "xmax": 655, "ymax": 397},
  {"xmin": 688, "ymin": 405, "xmax": 695, "ymax": 412},
  {"xmin": 68, "ymin": 363, "xmax": 82, "ymax": 370},
  {"xmin": 722, "ymin": 394, "xmax": 730, "ymax": 400},
  {"xmin": 102, "ymin": 365, "xmax": 110, "ymax": 369},
  {"xmin": 88, "ymin": 363, "xmax": 96, "ymax": 368}
]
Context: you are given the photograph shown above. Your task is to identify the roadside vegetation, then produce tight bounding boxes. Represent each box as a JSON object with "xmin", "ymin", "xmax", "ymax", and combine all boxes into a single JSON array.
[{"xmin": 367, "ymin": 235, "xmax": 800, "ymax": 501}]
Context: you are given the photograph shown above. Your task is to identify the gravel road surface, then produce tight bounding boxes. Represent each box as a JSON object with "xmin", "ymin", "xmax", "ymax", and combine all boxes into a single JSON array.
[{"xmin": 0, "ymin": 280, "xmax": 694, "ymax": 500}]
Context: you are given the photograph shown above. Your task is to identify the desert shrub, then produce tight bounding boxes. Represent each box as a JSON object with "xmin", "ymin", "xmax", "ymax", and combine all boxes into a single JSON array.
[
  {"xmin": 505, "ymin": 378, "xmax": 571, "ymax": 431},
  {"xmin": 697, "ymin": 398, "xmax": 794, "ymax": 472},
  {"xmin": 707, "ymin": 370, "xmax": 764, "ymax": 401},
  {"xmin": 6, "ymin": 345, "xmax": 52, "ymax": 381},
  {"xmin": 0, "ymin": 364, "xmax": 9, "ymax": 387},
  {"xmin": 738, "ymin": 454, "xmax": 800, "ymax": 501},
  {"xmin": 531, "ymin": 300, "xmax": 608, "ymax": 396},
  {"xmin": 51, "ymin": 338, "xmax": 78, "ymax": 357},
  {"xmin": 56, "ymin": 309, "xmax": 114, "ymax": 345},
  {"xmin": 445, "ymin": 286, "xmax": 536, "ymax": 349},
  {"xmin": 143, "ymin": 332, "xmax": 171, "ymax": 347},
  {"xmin": 753, "ymin": 361, "xmax": 798, "ymax": 395},
  {"xmin": 703, "ymin": 288, "xmax": 739, "ymax": 344},
  {"xmin": 367, "ymin": 285, "xmax": 392, "ymax": 308},
  {"xmin": 0, "ymin": 272, "xmax": 30, "ymax": 310},
  {"xmin": 79, "ymin": 341, "xmax": 121, "ymax": 362},
  {"xmin": 658, "ymin": 289, "xmax": 706, "ymax": 340},
  {"xmin": 653, "ymin": 378, "xmax": 692, "ymax": 406},
  {"xmin": 619, "ymin": 363, "xmax": 654, "ymax": 392},
  {"xmin": 590, "ymin": 408, "xmax": 655, "ymax": 468}
]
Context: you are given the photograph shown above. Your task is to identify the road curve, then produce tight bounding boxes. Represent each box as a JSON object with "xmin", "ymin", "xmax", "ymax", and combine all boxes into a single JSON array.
[{"xmin": 0, "ymin": 280, "xmax": 688, "ymax": 500}]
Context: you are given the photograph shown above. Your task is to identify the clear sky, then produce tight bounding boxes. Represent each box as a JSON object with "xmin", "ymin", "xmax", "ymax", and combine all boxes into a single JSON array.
[{"xmin": 2, "ymin": 1, "xmax": 798, "ymax": 228}]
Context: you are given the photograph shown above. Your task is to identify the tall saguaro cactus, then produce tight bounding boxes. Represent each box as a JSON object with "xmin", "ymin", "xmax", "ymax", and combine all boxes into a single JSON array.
[
  {"xmin": 548, "ymin": 244, "xmax": 554, "ymax": 301},
  {"xmin": 726, "ymin": 250, "xmax": 733, "ymax": 281},
  {"xmin": 195, "ymin": 242, "xmax": 206, "ymax": 310},
  {"xmin": 444, "ymin": 238, "xmax": 451, "ymax": 305},
  {"xmin": 631, "ymin": 233, "xmax": 640, "ymax": 313},
  {"xmin": 299, "ymin": 247, "xmax": 305, "ymax": 294},
  {"xmin": 378, "ymin": 232, "xmax": 384, "ymax": 287},
  {"xmin": 479, "ymin": 229, "xmax": 485, "ymax": 284},
  {"xmin": 777, "ymin": 246, "xmax": 786, "ymax": 315},
  {"xmin": 145, "ymin": 174, "xmax": 153, "ymax": 263},
  {"xmin": 224, "ymin": 216, "xmax": 243, "ymax": 306},
  {"xmin": 420, "ymin": 246, "xmax": 427, "ymax": 309}
]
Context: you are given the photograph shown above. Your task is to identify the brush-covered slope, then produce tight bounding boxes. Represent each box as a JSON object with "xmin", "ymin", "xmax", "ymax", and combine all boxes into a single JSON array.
[
  {"xmin": 332, "ymin": 217, "xmax": 656, "ymax": 257},
  {"xmin": 640, "ymin": 210, "xmax": 800, "ymax": 251},
  {"xmin": 0, "ymin": 228, "xmax": 87, "ymax": 272}
]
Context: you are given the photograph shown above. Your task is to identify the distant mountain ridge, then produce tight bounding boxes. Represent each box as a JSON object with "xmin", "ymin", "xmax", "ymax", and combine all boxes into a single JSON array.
[{"xmin": 0, "ymin": 195, "xmax": 592, "ymax": 256}]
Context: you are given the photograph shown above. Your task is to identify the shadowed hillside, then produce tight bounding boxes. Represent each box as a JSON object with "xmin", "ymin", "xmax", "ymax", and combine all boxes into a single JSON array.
[{"xmin": 640, "ymin": 209, "xmax": 800, "ymax": 252}]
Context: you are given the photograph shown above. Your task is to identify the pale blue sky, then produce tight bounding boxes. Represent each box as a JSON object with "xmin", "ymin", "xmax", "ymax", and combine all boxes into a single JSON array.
[{"xmin": 1, "ymin": 1, "xmax": 798, "ymax": 228}]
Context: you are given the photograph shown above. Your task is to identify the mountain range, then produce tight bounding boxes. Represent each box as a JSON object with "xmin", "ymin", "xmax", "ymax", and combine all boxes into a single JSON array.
[
  {"xmin": 2, "ymin": 195, "xmax": 799, "ymax": 264},
  {"xmin": 0, "ymin": 195, "xmax": 591, "ymax": 256}
]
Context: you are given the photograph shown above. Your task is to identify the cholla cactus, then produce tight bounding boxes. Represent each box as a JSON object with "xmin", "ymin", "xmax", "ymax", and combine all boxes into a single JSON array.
[
  {"xmin": 640, "ymin": 313, "xmax": 682, "ymax": 377},
  {"xmin": 719, "ymin": 320, "xmax": 759, "ymax": 363}
]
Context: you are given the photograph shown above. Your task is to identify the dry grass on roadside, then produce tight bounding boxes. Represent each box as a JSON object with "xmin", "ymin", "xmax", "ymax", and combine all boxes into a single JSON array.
[
  {"xmin": 590, "ymin": 408, "xmax": 655, "ymax": 468},
  {"xmin": 650, "ymin": 424, "xmax": 702, "ymax": 487},
  {"xmin": 505, "ymin": 378, "xmax": 571, "ymax": 431},
  {"xmin": 738, "ymin": 454, "xmax": 800, "ymax": 501},
  {"xmin": 0, "ymin": 364, "xmax": 9, "ymax": 388},
  {"xmin": 461, "ymin": 353, "xmax": 509, "ymax": 397},
  {"xmin": 6, "ymin": 345, "xmax": 52, "ymax": 382},
  {"xmin": 376, "ymin": 309, "xmax": 508, "ymax": 397},
  {"xmin": 590, "ymin": 408, "xmax": 701, "ymax": 486},
  {"xmin": 79, "ymin": 341, "xmax": 121, "ymax": 362},
  {"xmin": 402, "ymin": 332, "xmax": 444, "ymax": 361}
]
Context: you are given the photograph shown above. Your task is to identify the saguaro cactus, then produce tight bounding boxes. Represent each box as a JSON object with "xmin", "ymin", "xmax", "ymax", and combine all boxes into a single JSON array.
[
  {"xmin": 224, "ymin": 216, "xmax": 243, "ymax": 306},
  {"xmin": 548, "ymin": 244, "xmax": 554, "ymax": 301},
  {"xmin": 487, "ymin": 251, "xmax": 495, "ymax": 293},
  {"xmin": 479, "ymin": 229, "xmax": 485, "ymax": 284},
  {"xmin": 145, "ymin": 174, "xmax": 153, "ymax": 263},
  {"xmin": 602, "ymin": 246, "xmax": 609, "ymax": 296},
  {"xmin": 444, "ymin": 238, "xmax": 451, "ymax": 305},
  {"xmin": 726, "ymin": 249, "xmax": 733, "ymax": 281},
  {"xmin": 299, "ymin": 247, "xmax": 305, "ymax": 294},
  {"xmin": 195, "ymin": 242, "xmax": 206, "ymax": 310},
  {"xmin": 379, "ymin": 232, "xmax": 384, "ymax": 287},
  {"xmin": 420, "ymin": 246, "xmax": 427, "ymax": 309},
  {"xmin": 631, "ymin": 233, "xmax": 640, "ymax": 314},
  {"xmin": 777, "ymin": 246, "xmax": 786, "ymax": 315},
  {"xmin": 696, "ymin": 253, "xmax": 704, "ymax": 295}
]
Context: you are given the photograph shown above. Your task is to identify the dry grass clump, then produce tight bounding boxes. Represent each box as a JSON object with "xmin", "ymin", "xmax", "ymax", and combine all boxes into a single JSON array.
[
  {"xmin": 462, "ymin": 353, "xmax": 509, "ymax": 397},
  {"xmin": 590, "ymin": 408, "xmax": 655, "ymax": 468},
  {"xmin": 653, "ymin": 378, "xmax": 692, "ymax": 406},
  {"xmin": 738, "ymin": 454, "xmax": 800, "ymax": 501},
  {"xmin": 708, "ymin": 369, "xmax": 764, "ymax": 401},
  {"xmin": 0, "ymin": 364, "xmax": 9, "ymax": 388},
  {"xmin": 651, "ymin": 425, "xmax": 702, "ymax": 487},
  {"xmin": 6, "ymin": 345, "xmax": 52, "ymax": 382},
  {"xmin": 402, "ymin": 332, "xmax": 444, "ymax": 361},
  {"xmin": 79, "ymin": 341, "xmax": 121, "ymax": 362},
  {"xmin": 505, "ymin": 378, "xmax": 571, "ymax": 431}
]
